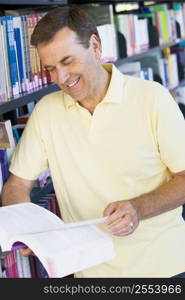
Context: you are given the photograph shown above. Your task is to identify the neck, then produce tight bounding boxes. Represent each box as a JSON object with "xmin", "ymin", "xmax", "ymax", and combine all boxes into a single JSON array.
[{"xmin": 78, "ymin": 66, "xmax": 111, "ymax": 114}]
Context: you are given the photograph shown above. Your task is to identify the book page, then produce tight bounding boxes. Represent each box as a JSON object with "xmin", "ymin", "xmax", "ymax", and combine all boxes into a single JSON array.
[
  {"xmin": 0, "ymin": 202, "xmax": 115, "ymax": 276},
  {"xmin": 8, "ymin": 224, "xmax": 115, "ymax": 278},
  {"xmin": 0, "ymin": 202, "xmax": 107, "ymax": 251},
  {"xmin": 0, "ymin": 202, "xmax": 64, "ymax": 249}
]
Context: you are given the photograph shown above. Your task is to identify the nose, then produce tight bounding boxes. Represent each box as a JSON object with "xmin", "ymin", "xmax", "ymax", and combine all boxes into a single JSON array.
[{"xmin": 55, "ymin": 67, "xmax": 70, "ymax": 85}]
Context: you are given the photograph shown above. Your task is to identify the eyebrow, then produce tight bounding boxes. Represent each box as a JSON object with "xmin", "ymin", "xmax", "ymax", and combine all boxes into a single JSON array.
[{"xmin": 43, "ymin": 56, "xmax": 72, "ymax": 69}]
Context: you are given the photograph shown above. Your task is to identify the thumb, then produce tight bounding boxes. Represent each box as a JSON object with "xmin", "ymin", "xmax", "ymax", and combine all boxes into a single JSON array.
[{"xmin": 19, "ymin": 247, "xmax": 34, "ymax": 256}]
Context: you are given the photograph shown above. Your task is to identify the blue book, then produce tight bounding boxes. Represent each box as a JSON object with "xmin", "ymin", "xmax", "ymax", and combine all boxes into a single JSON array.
[
  {"xmin": 0, "ymin": 149, "xmax": 9, "ymax": 183},
  {"xmin": 14, "ymin": 27, "xmax": 24, "ymax": 92},
  {"xmin": 4, "ymin": 16, "xmax": 19, "ymax": 96}
]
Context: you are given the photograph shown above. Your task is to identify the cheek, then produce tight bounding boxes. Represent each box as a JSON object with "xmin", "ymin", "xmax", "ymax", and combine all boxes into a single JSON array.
[
  {"xmin": 48, "ymin": 71, "xmax": 56, "ymax": 83},
  {"xmin": 81, "ymin": 71, "xmax": 94, "ymax": 89}
]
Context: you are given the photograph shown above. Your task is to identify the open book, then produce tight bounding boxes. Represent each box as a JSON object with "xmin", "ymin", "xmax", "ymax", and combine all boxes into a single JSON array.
[{"xmin": 0, "ymin": 202, "xmax": 115, "ymax": 278}]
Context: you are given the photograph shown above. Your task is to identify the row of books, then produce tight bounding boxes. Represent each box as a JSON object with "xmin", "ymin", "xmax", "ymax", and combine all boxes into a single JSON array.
[
  {"xmin": 115, "ymin": 2, "xmax": 185, "ymax": 57},
  {"xmin": 1, "ymin": 2, "xmax": 185, "ymax": 103},
  {"xmin": 0, "ymin": 194, "xmax": 62, "ymax": 278},
  {"xmin": 0, "ymin": 13, "xmax": 52, "ymax": 102},
  {"xmin": 118, "ymin": 43, "xmax": 185, "ymax": 90},
  {"xmin": 0, "ymin": 4, "xmax": 118, "ymax": 103},
  {"xmin": 0, "ymin": 118, "xmax": 51, "ymax": 195}
]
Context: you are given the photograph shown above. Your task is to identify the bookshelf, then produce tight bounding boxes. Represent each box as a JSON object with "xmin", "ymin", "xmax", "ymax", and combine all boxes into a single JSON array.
[
  {"xmin": 0, "ymin": 84, "xmax": 60, "ymax": 115},
  {"xmin": 0, "ymin": 0, "xmax": 68, "ymax": 5},
  {"xmin": 1, "ymin": 1, "xmax": 185, "ymax": 114}
]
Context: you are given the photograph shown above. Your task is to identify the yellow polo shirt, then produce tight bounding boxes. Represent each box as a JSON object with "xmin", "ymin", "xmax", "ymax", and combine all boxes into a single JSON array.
[{"xmin": 10, "ymin": 64, "xmax": 185, "ymax": 277}]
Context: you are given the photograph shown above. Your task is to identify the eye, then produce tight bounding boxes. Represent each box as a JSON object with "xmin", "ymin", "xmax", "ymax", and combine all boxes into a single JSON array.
[
  {"xmin": 44, "ymin": 67, "xmax": 55, "ymax": 73},
  {"xmin": 63, "ymin": 58, "xmax": 73, "ymax": 65}
]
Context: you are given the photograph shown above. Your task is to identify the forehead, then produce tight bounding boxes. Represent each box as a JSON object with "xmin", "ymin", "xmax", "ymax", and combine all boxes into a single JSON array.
[{"xmin": 37, "ymin": 27, "xmax": 82, "ymax": 63}]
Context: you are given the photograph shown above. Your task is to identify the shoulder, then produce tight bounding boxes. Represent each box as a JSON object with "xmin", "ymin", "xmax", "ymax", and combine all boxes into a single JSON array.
[
  {"xmin": 123, "ymin": 75, "xmax": 175, "ymax": 106},
  {"xmin": 123, "ymin": 74, "xmax": 163, "ymax": 93},
  {"xmin": 35, "ymin": 90, "xmax": 65, "ymax": 112},
  {"xmin": 25, "ymin": 90, "xmax": 66, "ymax": 127}
]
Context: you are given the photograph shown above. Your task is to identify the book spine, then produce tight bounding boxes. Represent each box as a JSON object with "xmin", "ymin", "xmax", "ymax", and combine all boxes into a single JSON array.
[
  {"xmin": 13, "ymin": 16, "xmax": 27, "ymax": 93},
  {"xmin": 5, "ymin": 16, "xmax": 20, "ymax": 96},
  {"xmin": 15, "ymin": 249, "xmax": 24, "ymax": 277},
  {"xmin": 0, "ymin": 17, "xmax": 13, "ymax": 99},
  {"xmin": 0, "ymin": 149, "xmax": 9, "ymax": 183},
  {"xmin": 22, "ymin": 15, "xmax": 32, "ymax": 91},
  {"xmin": 0, "ymin": 21, "xmax": 7, "ymax": 102},
  {"xmin": 21, "ymin": 255, "xmax": 32, "ymax": 278}
]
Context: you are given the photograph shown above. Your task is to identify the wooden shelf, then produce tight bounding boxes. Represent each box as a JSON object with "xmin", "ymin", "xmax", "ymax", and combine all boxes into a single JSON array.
[
  {"xmin": 0, "ymin": 0, "xmax": 67, "ymax": 5},
  {"xmin": 115, "ymin": 38, "xmax": 185, "ymax": 67},
  {"xmin": 0, "ymin": 84, "xmax": 60, "ymax": 114}
]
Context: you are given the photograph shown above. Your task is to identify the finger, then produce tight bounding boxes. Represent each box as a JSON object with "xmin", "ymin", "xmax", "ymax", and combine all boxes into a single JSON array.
[
  {"xmin": 107, "ymin": 214, "xmax": 130, "ymax": 233},
  {"xmin": 115, "ymin": 227, "xmax": 133, "ymax": 236},
  {"xmin": 104, "ymin": 203, "xmax": 126, "ymax": 225},
  {"xmin": 105, "ymin": 210, "xmax": 123, "ymax": 225},
  {"xmin": 103, "ymin": 203, "xmax": 117, "ymax": 217},
  {"xmin": 112, "ymin": 221, "xmax": 135, "ymax": 236},
  {"xmin": 19, "ymin": 247, "xmax": 33, "ymax": 256}
]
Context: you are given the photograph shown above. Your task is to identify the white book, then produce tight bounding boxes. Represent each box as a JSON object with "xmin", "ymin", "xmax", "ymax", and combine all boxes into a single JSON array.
[
  {"xmin": 97, "ymin": 24, "xmax": 118, "ymax": 63},
  {"xmin": 0, "ymin": 260, "xmax": 2, "ymax": 278},
  {"xmin": 139, "ymin": 18, "xmax": 149, "ymax": 52},
  {"xmin": 0, "ymin": 24, "xmax": 7, "ymax": 102},
  {"xmin": 0, "ymin": 22, "xmax": 12, "ymax": 100},
  {"xmin": 118, "ymin": 14, "xmax": 132, "ymax": 56},
  {"xmin": 21, "ymin": 254, "xmax": 32, "ymax": 278},
  {"xmin": 15, "ymin": 249, "xmax": 24, "ymax": 278},
  {"xmin": 0, "ymin": 202, "xmax": 115, "ymax": 278},
  {"xmin": 174, "ymin": 5, "xmax": 185, "ymax": 38},
  {"xmin": 0, "ymin": 120, "xmax": 16, "ymax": 161},
  {"xmin": 168, "ymin": 53, "xmax": 179, "ymax": 89}
]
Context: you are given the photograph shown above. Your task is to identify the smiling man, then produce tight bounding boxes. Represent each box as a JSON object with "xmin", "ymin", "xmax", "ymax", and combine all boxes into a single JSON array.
[
  {"xmin": 2, "ymin": 6, "xmax": 185, "ymax": 278},
  {"xmin": 37, "ymin": 26, "xmax": 111, "ymax": 114}
]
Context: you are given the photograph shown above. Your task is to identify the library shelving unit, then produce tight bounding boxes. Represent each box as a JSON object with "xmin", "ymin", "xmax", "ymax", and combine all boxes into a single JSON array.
[
  {"xmin": 1, "ymin": 0, "xmax": 185, "ymax": 112},
  {"xmin": 0, "ymin": 0, "xmax": 66, "ymax": 202}
]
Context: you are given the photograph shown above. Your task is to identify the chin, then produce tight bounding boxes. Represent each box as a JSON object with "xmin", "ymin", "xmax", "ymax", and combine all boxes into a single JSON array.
[{"xmin": 72, "ymin": 93, "xmax": 87, "ymax": 102}]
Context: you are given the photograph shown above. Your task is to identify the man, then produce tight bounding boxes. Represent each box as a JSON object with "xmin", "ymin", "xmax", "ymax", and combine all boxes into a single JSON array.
[{"xmin": 2, "ymin": 6, "xmax": 185, "ymax": 277}]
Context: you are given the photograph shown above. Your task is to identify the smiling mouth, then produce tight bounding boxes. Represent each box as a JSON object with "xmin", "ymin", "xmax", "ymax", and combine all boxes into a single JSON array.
[{"xmin": 66, "ymin": 77, "xmax": 80, "ymax": 88}]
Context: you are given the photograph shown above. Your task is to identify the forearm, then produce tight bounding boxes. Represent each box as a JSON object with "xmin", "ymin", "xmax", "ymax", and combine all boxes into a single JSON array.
[
  {"xmin": 1, "ymin": 183, "xmax": 31, "ymax": 206},
  {"xmin": 131, "ymin": 173, "xmax": 185, "ymax": 220},
  {"xmin": 1, "ymin": 174, "xmax": 33, "ymax": 206}
]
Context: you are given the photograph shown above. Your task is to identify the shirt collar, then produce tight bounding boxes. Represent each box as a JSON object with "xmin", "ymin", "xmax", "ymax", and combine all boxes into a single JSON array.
[
  {"xmin": 102, "ymin": 63, "xmax": 125, "ymax": 104},
  {"xmin": 63, "ymin": 63, "xmax": 125, "ymax": 109}
]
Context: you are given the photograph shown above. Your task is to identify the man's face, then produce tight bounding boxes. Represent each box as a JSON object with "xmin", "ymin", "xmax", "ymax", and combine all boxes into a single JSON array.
[{"xmin": 38, "ymin": 27, "xmax": 101, "ymax": 102}]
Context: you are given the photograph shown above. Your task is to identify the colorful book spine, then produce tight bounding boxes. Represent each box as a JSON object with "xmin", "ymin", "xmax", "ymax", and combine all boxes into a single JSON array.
[{"xmin": 4, "ymin": 16, "xmax": 20, "ymax": 96}]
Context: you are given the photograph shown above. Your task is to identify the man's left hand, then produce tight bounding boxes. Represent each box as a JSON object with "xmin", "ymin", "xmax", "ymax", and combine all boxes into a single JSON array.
[{"xmin": 103, "ymin": 200, "xmax": 140, "ymax": 236}]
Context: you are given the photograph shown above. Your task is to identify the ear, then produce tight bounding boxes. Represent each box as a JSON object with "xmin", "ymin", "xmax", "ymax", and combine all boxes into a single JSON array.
[{"xmin": 90, "ymin": 34, "xmax": 101, "ymax": 61}]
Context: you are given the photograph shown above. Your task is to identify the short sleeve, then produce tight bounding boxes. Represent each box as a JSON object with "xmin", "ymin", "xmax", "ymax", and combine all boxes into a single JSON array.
[
  {"xmin": 9, "ymin": 106, "xmax": 48, "ymax": 180},
  {"xmin": 156, "ymin": 84, "xmax": 185, "ymax": 173}
]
